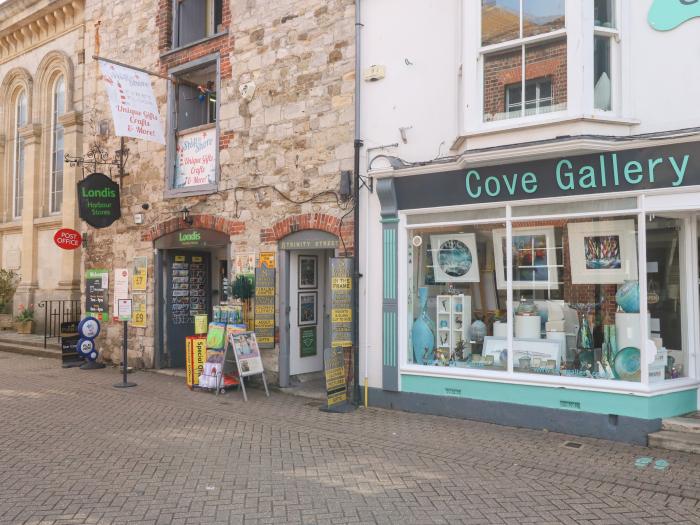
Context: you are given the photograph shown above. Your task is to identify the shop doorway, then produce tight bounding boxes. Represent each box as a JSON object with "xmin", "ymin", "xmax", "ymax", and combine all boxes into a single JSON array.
[
  {"xmin": 278, "ymin": 230, "xmax": 340, "ymax": 388},
  {"xmin": 289, "ymin": 252, "xmax": 328, "ymax": 375},
  {"xmin": 165, "ymin": 251, "xmax": 211, "ymax": 367},
  {"xmin": 154, "ymin": 228, "xmax": 230, "ymax": 369}
]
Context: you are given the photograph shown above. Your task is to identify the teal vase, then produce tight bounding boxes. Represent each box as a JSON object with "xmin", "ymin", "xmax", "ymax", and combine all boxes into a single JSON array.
[
  {"xmin": 412, "ymin": 287, "xmax": 435, "ymax": 364},
  {"xmin": 578, "ymin": 315, "xmax": 593, "ymax": 350}
]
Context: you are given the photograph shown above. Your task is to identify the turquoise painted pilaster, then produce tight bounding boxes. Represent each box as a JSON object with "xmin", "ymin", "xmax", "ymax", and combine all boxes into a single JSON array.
[{"xmin": 382, "ymin": 218, "xmax": 399, "ymax": 390}]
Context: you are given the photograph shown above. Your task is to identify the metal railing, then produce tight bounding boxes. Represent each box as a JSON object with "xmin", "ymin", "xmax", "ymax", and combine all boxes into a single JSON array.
[{"xmin": 38, "ymin": 300, "xmax": 81, "ymax": 348}]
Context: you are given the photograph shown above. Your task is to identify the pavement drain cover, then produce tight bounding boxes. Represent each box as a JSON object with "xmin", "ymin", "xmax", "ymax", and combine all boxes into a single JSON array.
[{"xmin": 563, "ymin": 441, "xmax": 583, "ymax": 449}]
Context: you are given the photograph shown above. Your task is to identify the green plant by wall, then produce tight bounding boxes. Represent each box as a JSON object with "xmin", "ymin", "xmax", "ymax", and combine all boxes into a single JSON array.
[{"xmin": 0, "ymin": 269, "xmax": 18, "ymax": 314}]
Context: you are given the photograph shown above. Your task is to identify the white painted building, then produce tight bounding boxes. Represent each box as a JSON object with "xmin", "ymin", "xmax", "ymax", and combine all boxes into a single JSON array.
[{"xmin": 359, "ymin": 0, "xmax": 700, "ymax": 443}]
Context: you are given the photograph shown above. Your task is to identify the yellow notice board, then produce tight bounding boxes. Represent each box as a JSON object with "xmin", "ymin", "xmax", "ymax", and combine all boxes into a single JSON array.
[
  {"xmin": 186, "ymin": 336, "xmax": 207, "ymax": 387},
  {"xmin": 132, "ymin": 256, "xmax": 148, "ymax": 291},
  {"xmin": 131, "ymin": 293, "xmax": 147, "ymax": 328}
]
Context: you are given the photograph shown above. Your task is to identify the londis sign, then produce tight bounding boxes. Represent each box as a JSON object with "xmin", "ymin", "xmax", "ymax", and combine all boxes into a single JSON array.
[
  {"xmin": 77, "ymin": 173, "xmax": 121, "ymax": 228},
  {"xmin": 54, "ymin": 228, "xmax": 82, "ymax": 250},
  {"xmin": 393, "ymin": 142, "xmax": 700, "ymax": 210}
]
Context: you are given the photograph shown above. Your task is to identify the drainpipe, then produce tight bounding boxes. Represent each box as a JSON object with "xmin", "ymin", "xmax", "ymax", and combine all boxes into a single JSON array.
[{"xmin": 352, "ymin": 0, "xmax": 363, "ymax": 407}]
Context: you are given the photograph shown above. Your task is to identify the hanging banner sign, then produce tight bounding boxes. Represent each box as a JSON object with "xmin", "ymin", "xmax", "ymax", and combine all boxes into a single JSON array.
[
  {"xmin": 77, "ymin": 173, "xmax": 121, "ymax": 228},
  {"xmin": 331, "ymin": 258, "xmax": 353, "ymax": 348},
  {"xmin": 132, "ymin": 256, "xmax": 148, "ymax": 291},
  {"xmin": 324, "ymin": 347, "xmax": 348, "ymax": 407},
  {"xmin": 131, "ymin": 293, "xmax": 147, "ymax": 328},
  {"xmin": 53, "ymin": 228, "xmax": 82, "ymax": 250},
  {"xmin": 99, "ymin": 60, "xmax": 165, "ymax": 144},
  {"xmin": 254, "ymin": 264, "xmax": 276, "ymax": 349},
  {"xmin": 174, "ymin": 128, "xmax": 216, "ymax": 188},
  {"xmin": 85, "ymin": 269, "xmax": 109, "ymax": 321}
]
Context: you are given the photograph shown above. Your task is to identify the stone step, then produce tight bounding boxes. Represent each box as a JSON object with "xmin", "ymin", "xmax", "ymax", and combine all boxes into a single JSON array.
[
  {"xmin": 662, "ymin": 416, "xmax": 700, "ymax": 433},
  {"xmin": 0, "ymin": 342, "xmax": 62, "ymax": 360},
  {"xmin": 0, "ymin": 336, "xmax": 61, "ymax": 351},
  {"xmin": 648, "ymin": 430, "xmax": 700, "ymax": 454}
]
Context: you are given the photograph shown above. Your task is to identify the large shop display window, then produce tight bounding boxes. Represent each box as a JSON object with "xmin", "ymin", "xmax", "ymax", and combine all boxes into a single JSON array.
[{"xmin": 406, "ymin": 203, "xmax": 689, "ymax": 386}]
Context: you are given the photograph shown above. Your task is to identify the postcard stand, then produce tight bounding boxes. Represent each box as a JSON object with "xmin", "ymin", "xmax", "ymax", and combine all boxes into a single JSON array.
[{"xmin": 226, "ymin": 331, "xmax": 270, "ymax": 402}]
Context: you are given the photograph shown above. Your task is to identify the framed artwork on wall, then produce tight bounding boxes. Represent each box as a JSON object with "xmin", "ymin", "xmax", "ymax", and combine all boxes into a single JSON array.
[
  {"xmin": 298, "ymin": 291, "xmax": 317, "ymax": 326},
  {"xmin": 493, "ymin": 226, "xmax": 556, "ymax": 290},
  {"xmin": 567, "ymin": 220, "xmax": 638, "ymax": 284},
  {"xmin": 430, "ymin": 233, "xmax": 480, "ymax": 283},
  {"xmin": 298, "ymin": 255, "xmax": 317, "ymax": 289}
]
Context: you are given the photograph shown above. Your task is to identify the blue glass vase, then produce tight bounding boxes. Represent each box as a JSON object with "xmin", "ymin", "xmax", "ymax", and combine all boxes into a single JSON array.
[
  {"xmin": 412, "ymin": 287, "xmax": 436, "ymax": 364},
  {"xmin": 578, "ymin": 314, "xmax": 593, "ymax": 350}
]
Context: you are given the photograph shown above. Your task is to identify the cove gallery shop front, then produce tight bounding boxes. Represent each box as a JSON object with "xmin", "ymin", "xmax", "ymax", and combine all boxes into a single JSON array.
[{"xmin": 373, "ymin": 138, "xmax": 700, "ymax": 444}]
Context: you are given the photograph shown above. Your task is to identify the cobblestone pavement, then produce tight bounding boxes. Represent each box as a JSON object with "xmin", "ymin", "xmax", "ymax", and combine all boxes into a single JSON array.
[{"xmin": 2, "ymin": 352, "xmax": 700, "ymax": 525}]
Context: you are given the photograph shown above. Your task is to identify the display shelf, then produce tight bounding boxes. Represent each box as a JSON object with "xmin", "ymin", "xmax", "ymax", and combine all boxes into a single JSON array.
[{"xmin": 436, "ymin": 294, "xmax": 471, "ymax": 359}]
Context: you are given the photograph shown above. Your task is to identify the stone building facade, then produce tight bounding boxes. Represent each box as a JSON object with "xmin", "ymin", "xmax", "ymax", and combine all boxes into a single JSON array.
[
  {"xmin": 0, "ymin": 0, "xmax": 85, "ymax": 332},
  {"xmin": 81, "ymin": 0, "xmax": 356, "ymax": 383}
]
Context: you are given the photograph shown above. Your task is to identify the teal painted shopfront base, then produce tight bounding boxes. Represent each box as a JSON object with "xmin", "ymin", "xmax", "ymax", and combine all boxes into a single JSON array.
[{"xmin": 368, "ymin": 375, "xmax": 698, "ymax": 445}]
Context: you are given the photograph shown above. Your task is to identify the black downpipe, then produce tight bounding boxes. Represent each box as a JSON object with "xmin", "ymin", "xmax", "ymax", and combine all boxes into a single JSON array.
[{"xmin": 353, "ymin": 138, "xmax": 362, "ymax": 406}]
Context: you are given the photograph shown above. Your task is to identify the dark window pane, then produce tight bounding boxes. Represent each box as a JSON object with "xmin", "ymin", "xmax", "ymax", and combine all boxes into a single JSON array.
[
  {"xmin": 523, "ymin": 0, "xmax": 565, "ymax": 38},
  {"xmin": 482, "ymin": 0, "xmax": 520, "ymax": 46},
  {"xmin": 177, "ymin": 0, "xmax": 207, "ymax": 47},
  {"xmin": 594, "ymin": 35, "xmax": 611, "ymax": 111},
  {"xmin": 594, "ymin": 0, "xmax": 615, "ymax": 28}
]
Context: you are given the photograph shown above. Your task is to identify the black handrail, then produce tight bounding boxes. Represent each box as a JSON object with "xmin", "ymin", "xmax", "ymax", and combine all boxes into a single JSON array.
[{"xmin": 37, "ymin": 300, "xmax": 81, "ymax": 348}]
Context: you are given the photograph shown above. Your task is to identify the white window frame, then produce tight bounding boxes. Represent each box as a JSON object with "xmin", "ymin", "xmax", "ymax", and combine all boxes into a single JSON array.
[
  {"xmin": 505, "ymin": 77, "xmax": 554, "ymax": 117},
  {"xmin": 398, "ymin": 186, "xmax": 700, "ymax": 397},
  {"xmin": 49, "ymin": 76, "xmax": 65, "ymax": 215},
  {"xmin": 12, "ymin": 91, "xmax": 27, "ymax": 220},
  {"xmin": 462, "ymin": 0, "xmax": 629, "ymax": 137}
]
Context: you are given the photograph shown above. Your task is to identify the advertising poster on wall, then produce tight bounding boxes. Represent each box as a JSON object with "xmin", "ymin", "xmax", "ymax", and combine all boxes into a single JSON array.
[
  {"xmin": 254, "ymin": 262, "xmax": 275, "ymax": 349},
  {"xmin": 131, "ymin": 293, "xmax": 147, "ymax": 328},
  {"xmin": 132, "ymin": 256, "xmax": 148, "ymax": 290},
  {"xmin": 85, "ymin": 269, "xmax": 109, "ymax": 321},
  {"xmin": 234, "ymin": 252, "xmax": 255, "ymax": 276},
  {"xmin": 331, "ymin": 258, "xmax": 353, "ymax": 348},
  {"xmin": 99, "ymin": 60, "xmax": 165, "ymax": 144},
  {"xmin": 113, "ymin": 268, "xmax": 129, "ymax": 321},
  {"xmin": 174, "ymin": 128, "xmax": 216, "ymax": 188},
  {"xmin": 324, "ymin": 346, "xmax": 347, "ymax": 407}
]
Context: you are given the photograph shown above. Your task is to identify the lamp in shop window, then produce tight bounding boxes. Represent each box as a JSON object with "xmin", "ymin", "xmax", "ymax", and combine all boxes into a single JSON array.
[{"xmin": 180, "ymin": 206, "xmax": 193, "ymax": 226}]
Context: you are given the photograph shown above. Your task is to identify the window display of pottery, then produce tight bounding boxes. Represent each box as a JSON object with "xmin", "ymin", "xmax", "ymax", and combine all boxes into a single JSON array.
[
  {"xmin": 411, "ymin": 287, "xmax": 435, "ymax": 364},
  {"xmin": 615, "ymin": 280, "xmax": 639, "ymax": 313}
]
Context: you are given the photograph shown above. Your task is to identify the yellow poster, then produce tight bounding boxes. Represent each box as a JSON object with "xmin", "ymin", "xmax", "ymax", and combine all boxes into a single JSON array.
[
  {"xmin": 194, "ymin": 314, "xmax": 208, "ymax": 334},
  {"xmin": 132, "ymin": 256, "xmax": 148, "ymax": 291},
  {"xmin": 258, "ymin": 252, "xmax": 275, "ymax": 269},
  {"xmin": 131, "ymin": 293, "xmax": 147, "ymax": 328}
]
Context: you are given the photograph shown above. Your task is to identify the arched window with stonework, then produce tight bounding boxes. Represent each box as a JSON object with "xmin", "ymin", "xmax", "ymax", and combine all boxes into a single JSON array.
[
  {"xmin": 49, "ymin": 76, "xmax": 65, "ymax": 214},
  {"xmin": 13, "ymin": 90, "xmax": 28, "ymax": 219}
]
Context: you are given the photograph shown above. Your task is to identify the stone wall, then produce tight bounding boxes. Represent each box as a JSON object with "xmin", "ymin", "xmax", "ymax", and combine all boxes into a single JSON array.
[{"xmin": 81, "ymin": 0, "xmax": 356, "ymax": 372}]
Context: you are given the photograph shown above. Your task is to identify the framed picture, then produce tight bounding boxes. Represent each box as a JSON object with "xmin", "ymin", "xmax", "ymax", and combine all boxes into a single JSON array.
[
  {"xmin": 298, "ymin": 255, "xmax": 317, "ymax": 289},
  {"xmin": 567, "ymin": 220, "xmax": 638, "ymax": 284},
  {"xmin": 482, "ymin": 336, "xmax": 563, "ymax": 368},
  {"xmin": 493, "ymin": 227, "xmax": 556, "ymax": 290},
  {"xmin": 298, "ymin": 291, "xmax": 317, "ymax": 325},
  {"xmin": 430, "ymin": 233, "xmax": 480, "ymax": 283}
]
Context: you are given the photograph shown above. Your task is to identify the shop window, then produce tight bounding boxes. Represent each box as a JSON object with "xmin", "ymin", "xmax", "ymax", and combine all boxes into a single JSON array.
[
  {"xmin": 49, "ymin": 76, "xmax": 65, "ymax": 214},
  {"xmin": 511, "ymin": 215, "xmax": 644, "ymax": 382},
  {"xmin": 168, "ymin": 59, "xmax": 219, "ymax": 192},
  {"xmin": 646, "ymin": 216, "xmax": 688, "ymax": 381},
  {"xmin": 13, "ymin": 90, "xmax": 28, "ymax": 219},
  {"xmin": 173, "ymin": 0, "xmax": 223, "ymax": 48},
  {"xmin": 408, "ymin": 223, "xmax": 509, "ymax": 372},
  {"xmin": 594, "ymin": 0, "xmax": 617, "ymax": 112},
  {"xmin": 481, "ymin": 1, "xmax": 567, "ymax": 122}
]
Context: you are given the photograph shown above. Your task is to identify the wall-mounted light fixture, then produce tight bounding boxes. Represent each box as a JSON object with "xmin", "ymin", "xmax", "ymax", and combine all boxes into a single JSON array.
[{"xmin": 181, "ymin": 206, "xmax": 194, "ymax": 226}]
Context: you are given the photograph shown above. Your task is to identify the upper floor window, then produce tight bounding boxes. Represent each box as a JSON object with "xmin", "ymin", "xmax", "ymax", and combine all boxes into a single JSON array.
[
  {"xmin": 167, "ymin": 57, "xmax": 219, "ymax": 194},
  {"xmin": 481, "ymin": 0, "xmax": 567, "ymax": 122},
  {"xmin": 594, "ymin": 0, "xmax": 617, "ymax": 112},
  {"xmin": 50, "ymin": 76, "xmax": 66, "ymax": 214},
  {"xmin": 13, "ymin": 91, "xmax": 28, "ymax": 219},
  {"xmin": 173, "ymin": 0, "xmax": 223, "ymax": 48}
]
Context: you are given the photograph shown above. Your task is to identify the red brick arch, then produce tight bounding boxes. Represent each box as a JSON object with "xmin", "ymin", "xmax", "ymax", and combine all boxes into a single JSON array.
[
  {"xmin": 261, "ymin": 213, "xmax": 354, "ymax": 254},
  {"xmin": 142, "ymin": 213, "xmax": 245, "ymax": 242}
]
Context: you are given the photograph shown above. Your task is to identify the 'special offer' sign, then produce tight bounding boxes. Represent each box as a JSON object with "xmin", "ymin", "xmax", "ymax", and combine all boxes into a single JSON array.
[{"xmin": 53, "ymin": 228, "xmax": 82, "ymax": 250}]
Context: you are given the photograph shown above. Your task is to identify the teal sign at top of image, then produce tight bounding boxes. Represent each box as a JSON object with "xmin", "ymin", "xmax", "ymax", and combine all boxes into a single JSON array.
[{"xmin": 649, "ymin": 0, "xmax": 700, "ymax": 31}]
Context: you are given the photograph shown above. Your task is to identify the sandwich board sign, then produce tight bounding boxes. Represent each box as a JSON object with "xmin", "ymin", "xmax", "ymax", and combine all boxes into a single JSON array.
[{"xmin": 228, "ymin": 331, "xmax": 270, "ymax": 402}]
